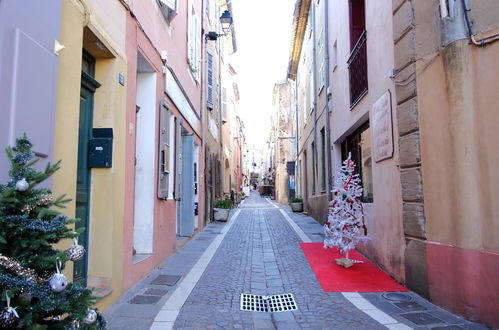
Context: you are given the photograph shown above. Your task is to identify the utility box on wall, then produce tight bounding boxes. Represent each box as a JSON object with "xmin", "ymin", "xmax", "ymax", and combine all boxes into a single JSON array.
[{"xmin": 88, "ymin": 128, "xmax": 113, "ymax": 168}]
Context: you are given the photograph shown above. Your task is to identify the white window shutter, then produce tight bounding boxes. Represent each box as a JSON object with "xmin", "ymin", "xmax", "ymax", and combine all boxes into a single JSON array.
[
  {"xmin": 187, "ymin": 1, "xmax": 194, "ymax": 68},
  {"xmin": 194, "ymin": 13, "xmax": 201, "ymax": 80},
  {"xmin": 221, "ymin": 87, "xmax": 227, "ymax": 123},
  {"xmin": 207, "ymin": 52, "xmax": 214, "ymax": 109}
]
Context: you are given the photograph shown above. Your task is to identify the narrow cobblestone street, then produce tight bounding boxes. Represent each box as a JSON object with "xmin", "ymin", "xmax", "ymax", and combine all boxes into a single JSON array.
[{"xmin": 105, "ymin": 192, "xmax": 486, "ymax": 330}]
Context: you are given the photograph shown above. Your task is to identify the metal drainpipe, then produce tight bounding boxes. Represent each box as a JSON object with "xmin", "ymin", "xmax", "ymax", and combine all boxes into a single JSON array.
[
  {"xmin": 324, "ymin": 0, "xmax": 333, "ymax": 201},
  {"xmin": 311, "ymin": 0, "xmax": 318, "ymax": 196}
]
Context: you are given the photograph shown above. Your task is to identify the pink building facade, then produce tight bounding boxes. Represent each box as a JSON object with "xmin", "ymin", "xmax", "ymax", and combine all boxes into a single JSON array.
[{"xmin": 123, "ymin": 0, "xmax": 205, "ymax": 289}]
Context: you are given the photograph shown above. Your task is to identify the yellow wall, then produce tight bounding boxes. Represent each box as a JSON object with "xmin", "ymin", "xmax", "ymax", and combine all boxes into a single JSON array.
[
  {"xmin": 418, "ymin": 37, "xmax": 499, "ymax": 252},
  {"xmin": 53, "ymin": 0, "xmax": 127, "ymax": 311}
]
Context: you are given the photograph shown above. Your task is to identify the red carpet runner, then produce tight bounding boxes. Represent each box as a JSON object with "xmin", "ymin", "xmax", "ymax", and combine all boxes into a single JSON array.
[{"xmin": 300, "ymin": 243, "xmax": 408, "ymax": 292}]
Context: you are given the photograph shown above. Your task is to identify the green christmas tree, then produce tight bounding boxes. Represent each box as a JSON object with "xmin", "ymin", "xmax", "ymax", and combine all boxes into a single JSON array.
[{"xmin": 0, "ymin": 135, "xmax": 106, "ymax": 329}]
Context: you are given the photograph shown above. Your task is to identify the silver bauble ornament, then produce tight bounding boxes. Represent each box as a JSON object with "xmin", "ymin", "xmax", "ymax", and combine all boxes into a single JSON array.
[
  {"xmin": 0, "ymin": 307, "xmax": 19, "ymax": 328},
  {"xmin": 70, "ymin": 320, "xmax": 80, "ymax": 329},
  {"xmin": 49, "ymin": 273, "xmax": 68, "ymax": 292},
  {"xmin": 83, "ymin": 309, "xmax": 97, "ymax": 325},
  {"xmin": 49, "ymin": 258, "xmax": 67, "ymax": 292},
  {"xmin": 15, "ymin": 178, "xmax": 29, "ymax": 191},
  {"xmin": 67, "ymin": 238, "xmax": 85, "ymax": 261}
]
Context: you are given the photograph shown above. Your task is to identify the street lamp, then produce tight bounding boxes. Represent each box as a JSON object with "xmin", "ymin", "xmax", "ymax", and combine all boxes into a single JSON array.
[{"xmin": 205, "ymin": 9, "xmax": 234, "ymax": 41}]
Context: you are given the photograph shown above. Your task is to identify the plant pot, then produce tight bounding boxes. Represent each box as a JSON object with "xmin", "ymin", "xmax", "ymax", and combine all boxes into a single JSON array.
[
  {"xmin": 290, "ymin": 202, "xmax": 303, "ymax": 212},
  {"xmin": 213, "ymin": 208, "xmax": 230, "ymax": 221}
]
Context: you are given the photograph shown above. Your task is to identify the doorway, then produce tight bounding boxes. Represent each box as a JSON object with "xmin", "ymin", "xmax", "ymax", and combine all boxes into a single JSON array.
[{"xmin": 74, "ymin": 51, "xmax": 100, "ymax": 285}]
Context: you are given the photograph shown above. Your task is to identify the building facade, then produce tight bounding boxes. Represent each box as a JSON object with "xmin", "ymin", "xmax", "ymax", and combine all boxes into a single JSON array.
[
  {"xmin": 0, "ymin": 0, "xmax": 242, "ymax": 312},
  {"xmin": 286, "ymin": 0, "xmax": 499, "ymax": 327}
]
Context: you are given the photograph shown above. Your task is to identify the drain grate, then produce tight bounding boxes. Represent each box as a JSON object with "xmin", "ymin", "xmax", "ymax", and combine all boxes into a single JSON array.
[{"xmin": 240, "ymin": 294, "xmax": 297, "ymax": 312}]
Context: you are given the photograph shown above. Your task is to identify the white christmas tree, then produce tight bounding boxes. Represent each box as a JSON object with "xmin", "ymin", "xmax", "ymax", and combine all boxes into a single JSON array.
[{"xmin": 324, "ymin": 153, "xmax": 368, "ymax": 268}]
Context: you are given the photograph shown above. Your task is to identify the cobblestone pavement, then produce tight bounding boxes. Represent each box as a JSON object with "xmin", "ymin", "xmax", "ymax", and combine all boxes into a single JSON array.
[
  {"xmin": 173, "ymin": 194, "xmax": 383, "ymax": 329},
  {"xmin": 106, "ymin": 191, "xmax": 488, "ymax": 330}
]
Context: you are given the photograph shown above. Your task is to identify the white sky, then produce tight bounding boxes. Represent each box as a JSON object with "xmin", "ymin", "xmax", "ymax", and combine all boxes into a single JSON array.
[{"xmin": 230, "ymin": 0, "xmax": 295, "ymax": 148}]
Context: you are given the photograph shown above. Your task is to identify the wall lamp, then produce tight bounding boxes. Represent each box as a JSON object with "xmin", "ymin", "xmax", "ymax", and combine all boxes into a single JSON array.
[{"xmin": 205, "ymin": 10, "xmax": 233, "ymax": 41}]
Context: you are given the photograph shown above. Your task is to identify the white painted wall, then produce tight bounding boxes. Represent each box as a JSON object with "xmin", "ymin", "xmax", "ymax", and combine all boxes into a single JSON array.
[{"xmin": 133, "ymin": 72, "xmax": 157, "ymax": 254}]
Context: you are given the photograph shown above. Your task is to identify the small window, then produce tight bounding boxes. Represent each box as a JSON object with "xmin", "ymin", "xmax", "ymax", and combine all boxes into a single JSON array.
[{"xmin": 341, "ymin": 121, "xmax": 373, "ymax": 203}]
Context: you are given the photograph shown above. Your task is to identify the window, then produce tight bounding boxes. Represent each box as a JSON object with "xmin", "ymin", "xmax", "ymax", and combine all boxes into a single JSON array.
[
  {"xmin": 311, "ymin": 142, "xmax": 316, "ymax": 194},
  {"xmin": 158, "ymin": 0, "xmax": 177, "ymax": 23},
  {"xmin": 320, "ymin": 128, "xmax": 326, "ymax": 191},
  {"xmin": 206, "ymin": 52, "xmax": 214, "ymax": 109},
  {"xmin": 341, "ymin": 122, "xmax": 373, "ymax": 203},
  {"xmin": 308, "ymin": 67, "xmax": 314, "ymax": 112},
  {"xmin": 317, "ymin": 28, "xmax": 325, "ymax": 91},
  {"xmin": 188, "ymin": 0, "xmax": 201, "ymax": 81},
  {"xmin": 348, "ymin": 0, "xmax": 368, "ymax": 106}
]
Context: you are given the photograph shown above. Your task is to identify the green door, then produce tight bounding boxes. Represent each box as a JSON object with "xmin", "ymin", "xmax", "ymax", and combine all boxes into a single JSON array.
[{"xmin": 74, "ymin": 53, "xmax": 100, "ymax": 285}]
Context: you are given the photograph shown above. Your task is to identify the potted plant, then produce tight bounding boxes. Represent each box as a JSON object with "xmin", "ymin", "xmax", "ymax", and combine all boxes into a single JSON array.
[
  {"xmin": 213, "ymin": 198, "xmax": 233, "ymax": 221},
  {"xmin": 289, "ymin": 197, "xmax": 303, "ymax": 212},
  {"xmin": 238, "ymin": 191, "xmax": 246, "ymax": 200}
]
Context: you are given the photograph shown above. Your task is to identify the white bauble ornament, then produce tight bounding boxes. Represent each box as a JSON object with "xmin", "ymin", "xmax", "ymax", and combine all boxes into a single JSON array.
[
  {"xmin": 49, "ymin": 259, "xmax": 67, "ymax": 292},
  {"xmin": 67, "ymin": 238, "xmax": 85, "ymax": 261},
  {"xmin": 15, "ymin": 178, "xmax": 29, "ymax": 191},
  {"xmin": 49, "ymin": 273, "xmax": 68, "ymax": 292},
  {"xmin": 83, "ymin": 309, "xmax": 97, "ymax": 325}
]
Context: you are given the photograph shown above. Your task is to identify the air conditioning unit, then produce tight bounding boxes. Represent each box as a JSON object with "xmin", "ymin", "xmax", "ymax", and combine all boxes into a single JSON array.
[{"xmin": 158, "ymin": 0, "xmax": 177, "ymax": 22}]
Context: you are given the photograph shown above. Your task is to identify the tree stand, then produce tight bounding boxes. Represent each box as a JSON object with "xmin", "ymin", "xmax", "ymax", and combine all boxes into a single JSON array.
[{"xmin": 335, "ymin": 251, "xmax": 363, "ymax": 268}]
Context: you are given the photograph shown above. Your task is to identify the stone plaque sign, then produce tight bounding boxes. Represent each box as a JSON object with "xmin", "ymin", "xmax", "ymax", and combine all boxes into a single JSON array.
[{"xmin": 372, "ymin": 90, "xmax": 394, "ymax": 162}]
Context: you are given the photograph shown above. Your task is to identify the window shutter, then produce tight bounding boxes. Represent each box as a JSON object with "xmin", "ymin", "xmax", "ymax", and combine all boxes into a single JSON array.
[
  {"xmin": 207, "ymin": 52, "xmax": 214, "ymax": 109},
  {"xmin": 317, "ymin": 29, "xmax": 325, "ymax": 90},
  {"xmin": 158, "ymin": 98, "xmax": 171, "ymax": 199},
  {"xmin": 187, "ymin": 1, "xmax": 195, "ymax": 68},
  {"xmin": 221, "ymin": 87, "xmax": 227, "ymax": 123},
  {"xmin": 174, "ymin": 117, "xmax": 183, "ymax": 201},
  {"xmin": 195, "ymin": 14, "xmax": 201, "ymax": 81}
]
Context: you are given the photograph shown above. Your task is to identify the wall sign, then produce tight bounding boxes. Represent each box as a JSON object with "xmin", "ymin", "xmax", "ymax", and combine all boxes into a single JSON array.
[{"xmin": 372, "ymin": 90, "xmax": 394, "ymax": 162}]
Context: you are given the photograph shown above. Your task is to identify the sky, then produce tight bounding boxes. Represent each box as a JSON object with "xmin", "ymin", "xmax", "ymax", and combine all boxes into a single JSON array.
[{"xmin": 230, "ymin": 0, "xmax": 295, "ymax": 147}]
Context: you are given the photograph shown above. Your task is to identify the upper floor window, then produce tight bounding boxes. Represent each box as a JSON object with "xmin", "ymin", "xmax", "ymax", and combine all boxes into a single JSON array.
[
  {"xmin": 348, "ymin": 0, "xmax": 368, "ymax": 107},
  {"xmin": 188, "ymin": 0, "xmax": 201, "ymax": 81}
]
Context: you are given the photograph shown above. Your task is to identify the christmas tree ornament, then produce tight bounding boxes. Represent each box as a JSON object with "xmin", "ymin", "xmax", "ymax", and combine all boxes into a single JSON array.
[
  {"xmin": 15, "ymin": 178, "xmax": 29, "ymax": 191},
  {"xmin": 49, "ymin": 259, "xmax": 68, "ymax": 292},
  {"xmin": 38, "ymin": 194, "xmax": 53, "ymax": 206},
  {"xmin": 0, "ymin": 294, "xmax": 19, "ymax": 328},
  {"xmin": 69, "ymin": 320, "xmax": 80, "ymax": 329},
  {"xmin": 67, "ymin": 237, "xmax": 85, "ymax": 262},
  {"xmin": 0, "ymin": 255, "xmax": 43, "ymax": 283},
  {"xmin": 83, "ymin": 309, "xmax": 97, "ymax": 324},
  {"xmin": 324, "ymin": 154, "xmax": 369, "ymax": 268}
]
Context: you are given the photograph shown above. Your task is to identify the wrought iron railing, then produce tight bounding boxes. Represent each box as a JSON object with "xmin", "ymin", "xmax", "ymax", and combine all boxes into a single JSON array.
[{"xmin": 347, "ymin": 31, "xmax": 368, "ymax": 107}]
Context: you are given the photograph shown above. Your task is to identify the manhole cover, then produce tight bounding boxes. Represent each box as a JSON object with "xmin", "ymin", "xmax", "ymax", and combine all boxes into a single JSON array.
[
  {"xmin": 394, "ymin": 301, "xmax": 426, "ymax": 312},
  {"xmin": 240, "ymin": 294, "xmax": 297, "ymax": 312},
  {"xmin": 150, "ymin": 274, "xmax": 181, "ymax": 286},
  {"xmin": 401, "ymin": 312, "xmax": 443, "ymax": 325},
  {"xmin": 381, "ymin": 292, "xmax": 412, "ymax": 302},
  {"xmin": 129, "ymin": 295, "xmax": 161, "ymax": 305}
]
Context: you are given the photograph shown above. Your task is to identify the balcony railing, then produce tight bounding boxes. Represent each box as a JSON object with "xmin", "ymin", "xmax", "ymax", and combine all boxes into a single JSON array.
[{"xmin": 347, "ymin": 31, "xmax": 368, "ymax": 107}]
